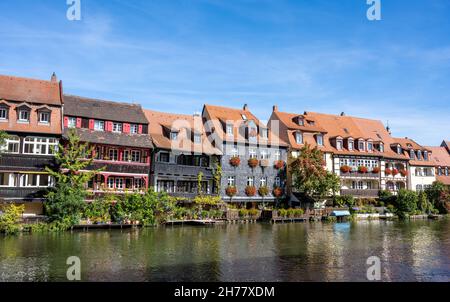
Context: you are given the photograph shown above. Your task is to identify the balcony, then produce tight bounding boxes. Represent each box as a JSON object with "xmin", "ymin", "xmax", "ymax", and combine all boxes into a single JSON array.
[
  {"xmin": 153, "ymin": 162, "xmax": 214, "ymax": 178},
  {"xmin": 339, "ymin": 172, "xmax": 380, "ymax": 179},
  {"xmin": 87, "ymin": 160, "xmax": 149, "ymax": 174},
  {"xmin": 0, "ymin": 154, "xmax": 56, "ymax": 171},
  {"xmin": 340, "ymin": 189, "xmax": 379, "ymax": 197},
  {"xmin": 0, "ymin": 187, "xmax": 47, "ymax": 200}
]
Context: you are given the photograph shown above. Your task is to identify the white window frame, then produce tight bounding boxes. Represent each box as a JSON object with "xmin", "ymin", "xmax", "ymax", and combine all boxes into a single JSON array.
[
  {"xmin": 227, "ymin": 176, "xmax": 235, "ymax": 187},
  {"xmin": 109, "ymin": 149, "xmax": 119, "ymax": 161},
  {"xmin": 39, "ymin": 111, "xmax": 50, "ymax": 124},
  {"xmin": 249, "ymin": 148, "xmax": 257, "ymax": 159},
  {"xmin": 260, "ymin": 149, "xmax": 270, "ymax": 159},
  {"xmin": 274, "ymin": 150, "xmax": 281, "ymax": 161},
  {"xmin": 348, "ymin": 140, "xmax": 354, "ymax": 151},
  {"xmin": 0, "ymin": 136, "xmax": 20, "ymax": 154},
  {"xmin": 295, "ymin": 132, "xmax": 303, "ymax": 144},
  {"xmin": 367, "ymin": 142, "xmax": 373, "ymax": 152},
  {"xmin": 316, "ymin": 134, "xmax": 324, "ymax": 146},
  {"xmin": 247, "ymin": 176, "xmax": 254, "ymax": 186},
  {"xmin": 336, "ymin": 140, "xmax": 343, "ymax": 150},
  {"xmin": 194, "ymin": 133, "xmax": 201, "ymax": 144},
  {"xmin": 68, "ymin": 117, "xmax": 77, "ymax": 128},
  {"xmin": 0, "ymin": 107, "xmax": 8, "ymax": 120},
  {"xmin": 115, "ymin": 178, "xmax": 124, "ymax": 190},
  {"xmin": 112, "ymin": 122, "xmax": 123, "ymax": 133},
  {"xmin": 131, "ymin": 150, "xmax": 141, "ymax": 162},
  {"xmin": 260, "ymin": 177, "xmax": 267, "ymax": 187},
  {"xmin": 261, "ymin": 128, "xmax": 268, "ymax": 139},
  {"xmin": 23, "ymin": 137, "xmax": 58, "ymax": 156},
  {"xmin": 226, "ymin": 124, "xmax": 233, "ymax": 136},
  {"xmin": 130, "ymin": 124, "xmax": 138, "ymax": 134},
  {"xmin": 18, "ymin": 109, "xmax": 30, "ymax": 122},
  {"xmin": 170, "ymin": 132, "xmax": 178, "ymax": 141},
  {"xmin": 94, "ymin": 120, "xmax": 105, "ymax": 131}
]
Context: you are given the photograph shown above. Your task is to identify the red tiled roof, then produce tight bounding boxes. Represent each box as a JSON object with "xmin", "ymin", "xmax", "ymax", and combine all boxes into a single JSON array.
[{"xmin": 0, "ymin": 74, "xmax": 62, "ymax": 105}]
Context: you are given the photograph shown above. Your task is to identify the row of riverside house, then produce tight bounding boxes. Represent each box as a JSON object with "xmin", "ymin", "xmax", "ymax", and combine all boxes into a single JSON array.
[{"xmin": 0, "ymin": 74, "xmax": 449, "ymax": 215}]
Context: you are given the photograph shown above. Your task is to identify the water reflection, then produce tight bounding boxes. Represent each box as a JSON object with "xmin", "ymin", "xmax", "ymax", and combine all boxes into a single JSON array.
[{"xmin": 0, "ymin": 220, "xmax": 449, "ymax": 282}]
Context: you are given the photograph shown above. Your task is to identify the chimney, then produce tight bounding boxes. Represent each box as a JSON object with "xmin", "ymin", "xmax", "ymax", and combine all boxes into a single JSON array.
[
  {"xmin": 273, "ymin": 105, "xmax": 278, "ymax": 112},
  {"xmin": 243, "ymin": 104, "xmax": 248, "ymax": 111},
  {"xmin": 340, "ymin": 112, "xmax": 345, "ymax": 116},
  {"xmin": 51, "ymin": 72, "xmax": 58, "ymax": 83},
  {"xmin": 386, "ymin": 121, "xmax": 391, "ymax": 135}
]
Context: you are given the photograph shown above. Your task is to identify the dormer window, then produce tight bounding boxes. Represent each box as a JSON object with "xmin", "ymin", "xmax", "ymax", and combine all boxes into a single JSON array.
[
  {"xmin": 0, "ymin": 106, "xmax": 8, "ymax": 120},
  {"xmin": 336, "ymin": 139, "xmax": 343, "ymax": 150},
  {"xmin": 68, "ymin": 117, "xmax": 77, "ymax": 128},
  {"xmin": 112, "ymin": 122, "xmax": 122, "ymax": 133},
  {"xmin": 170, "ymin": 132, "xmax": 178, "ymax": 141},
  {"xmin": 410, "ymin": 149, "xmax": 415, "ymax": 159},
  {"xmin": 130, "ymin": 124, "xmax": 138, "ymax": 134},
  {"xmin": 261, "ymin": 128, "xmax": 268, "ymax": 139},
  {"xmin": 38, "ymin": 111, "xmax": 50, "ymax": 124},
  {"xmin": 367, "ymin": 141, "xmax": 373, "ymax": 152},
  {"xmin": 358, "ymin": 140, "xmax": 365, "ymax": 151},
  {"xmin": 417, "ymin": 150, "xmax": 422, "ymax": 160},
  {"xmin": 297, "ymin": 117, "xmax": 304, "ymax": 126},
  {"xmin": 18, "ymin": 109, "xmax": 30, "ymax": 122},
  {"xmin": 316, "ymin": 134, "xmax": 324, "ymax": 146},
  {"xmin": 194, "ymin": 133, "xmax": 201, "ymax": 144},
  {"xmin": 94, "ymin": 120, "xmax": 104, "ymax": 131},
  {"xmin": 295, "ymin": 132, "xmax": 303, "ymax": 144},
  {"xmin": 424, "ymin": 151, "xmax": 428, "ymax": 161},
  {"xmin": 226, "ymin": 124, "xmax": 233, "ymax": 136},
  {"xmin": 348, "ymin": 139, "xmax": 354, "ymax": 151},
  {"xmin": 379, "ymin": 143, "xmax": 384, "ymax": 153},
  {"xmin": 397, "ymin": 145, "xmax": 402, "ymax": 154},
  {"xmin": 241, "ymin": 114, "xmax": 248, "ymax": 121},
  {"xmin": 308, "ymin": 120, "xmax": 316, "ymax": 126}
]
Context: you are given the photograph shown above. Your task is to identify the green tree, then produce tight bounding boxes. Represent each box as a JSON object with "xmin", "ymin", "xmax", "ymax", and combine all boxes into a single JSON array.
[
  {"xmin": 290, "ymin": 143, "xmax": 340, "ymax": 200},
  {"xmin": 45, "ymin": 129, "xmax": 103, "ymax": 225},
  {"xmin": 211, "ymin": 157, "xmax": 222, "ymax": 194},
  {"xmin": 0, "ymin": 130, "xmax": 8, "ymax": 156},
  {"xmin": 396, "ymin": 189, "xmax": 418, "ymax": 218},
  {"xmin": 425, "ymin": 181, "xmax": 449, "ymax": 214}
]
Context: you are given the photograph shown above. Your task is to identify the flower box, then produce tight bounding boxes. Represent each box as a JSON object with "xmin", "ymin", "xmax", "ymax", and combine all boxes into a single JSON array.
[
  {"xmin": 229, "ymin": 156, "xmax": 241, "ymax": 167},
  {"xmin": 225, "ymin": 186, "xmax": 237, "ymax": 197},
  {"xmin": 372, "ymin": 167, "xmax": 380, "ymax": 174},
  {"xmin": 245, "ymin": 186, "xmax": 256, "ymax": 196},
  {"xmin": 258, "ymin": 186, "xmax": 269, "ymax": 197},
  {"xmin": 248, "ymin": 158, "xmax": 259, "ymax": 168},
  {"xmin": 358, "ymin": 166, "xmax": 368, "ymax": 173},
  {"xmin": 340, "ymin": 165, "xmax": 351, "ymax": 173},
  {"xmin": 385, "ymin": 168, "xmax": 392, "ymax": 175},
  {"xmin": 273, "ymin": 187, "xmax": 284, "ymax": 198},
  {"xmin": 400, "ymin": 169, "xmax": 407, "ymax": 177},
  {"xmin": 392, "ymin": 168, "xmax": 399, "ymax": 176}
]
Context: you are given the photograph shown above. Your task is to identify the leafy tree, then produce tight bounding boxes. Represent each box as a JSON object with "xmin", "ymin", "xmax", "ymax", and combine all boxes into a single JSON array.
[
  {"xmin": 289, "ymin": 143, "xmax": 340, "ymax": 200},
  {"xmin": 396, "ymin": 189, "xmax": 418, "ymax": 218},
  {"xmin": 425, "ymin": 181, "xmax": 449, "ymax": 214},
  {"xmin": 0, "ymin": 130, "xmax": 8, "ymax": 156},
  {"xmin": 0, "ymin": 204, "xmax": 24, "ymax": 235},
  {"xmin": 211, "ymin": 157, "xmax": 222, "ymax": 194},
  {"xmin": 45, "ymin": 129, "xmax": 103, "ymax": 224}
]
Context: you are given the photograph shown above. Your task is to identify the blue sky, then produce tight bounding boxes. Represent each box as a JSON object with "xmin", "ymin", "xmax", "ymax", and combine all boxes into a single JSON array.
[{"xmin": 0, "ymin": 0, "xmax": 449, "ymax": 145}]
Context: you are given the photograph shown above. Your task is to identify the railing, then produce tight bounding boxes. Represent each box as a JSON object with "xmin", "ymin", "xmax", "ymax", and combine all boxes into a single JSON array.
[
  {"xmin": 0, "ymin": 154, "xmax": 56, "ymax": 171},
  {"xmin": 0, "ymin": 187, "xmax": 47, "ymax": 199},
  {"xmin": 87, "ymin": 161, "xmax": 150, "ymax": 174},
  {"xmin": 153, "ymin": 162, "xmax": 214, "ymax": 178},
  {"xmin": 340, "ymin": 189, "xmax": 379, "ymax": 197},
  {"xmin": 340, "ymin": 172, "xmax": 380, "ymax": 178}
]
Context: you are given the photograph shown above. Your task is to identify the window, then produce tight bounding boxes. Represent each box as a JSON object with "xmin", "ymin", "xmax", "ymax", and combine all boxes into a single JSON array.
[
  {"xmin": 316, "ymin": 134, "xmax": 324, "ymax": 146},
  {"xmin": 446, "ymin": 167, "xmax": 449, "ymax": 176},
  {"xmin": 39, "ymin": 111, "xmax": 50, "ymax": 124},
  {"xmin": 170, "ymin": 132, "xmax": 178, "ymax": 140},
  {"xmin": 130, "ymin": 124, "xmax": 138, "ymax": 134},
  {"xmin": 23, "ymin": 137, "xmax": 58, "ymax": 155},
  {"xmin": 424, "ymin": 151, "xmax": 428, "ymax": 161},
  {"xmin": 226, "ymin": 124, "xmax": 233, "ymax": 136},
  {"xmin": 134, "ymin": 179, "xmax": 144, "ymax": 190},
  {"xmin": 274, "ymin": 150, "xmax": 281, "ymax": 161},
  {"xmin": 109, "ymin": 149, "xmax": 118, "ymax": 161},
  {"xmin": 260, "ymin": 177, "xmax": 267, "ymax": 187},
  {"xmin": 115, "ymin": 178, "xmax": 124, "ymax": 190},
  {"xmin": 348, "ymin": 140, "xmax": 354, "ymax": 151},
  {"xmin": 158, "ymin": 152, "xmax": 170, "ymax": 162},
  {"xmin": 249, "ymin": 148, "xmax": 257, "ymax": 159},
  {"xmin": 260, "ymin": 149, "xmax": 270, "ymax": 159},
  {"xmin": 397, "ymin": 145, "xmax": 402, "ymax": 154},
  {"xmin": 295, "ymin": 132, "xmax": 303, "ymax": 144},
  {"xmin": 131, "ymin": 150, "xmax": 141, "ymax": 162},
  {"xmin": 367, "ymin": 142, "xmax": 373, "ymax": 152},
  {"xmin": 297, "ymin": 117, "xmax": 304, "ymax": 126},
  {"xmin": 0, "ymin": 136, "xmax": 19, "ymax": 154},
  {"xmin": 231, "ymin": 147, "xmax": 239, "ymax": 157},
  {"xmin": 410, "ymin": 150, "xmax": 415, "ymax": 160},
  {"xmin": 438, "ymin": 167, "xmax": 442, "ymax": 175},
  {"xmin": 379, "ymin": 143, "xmax": 384, "ymax": 152},
  {"xmin": 194, "ymin": 134, "xmax": 201, "ymax": 144},
  {"xmin": 107, "ymin": 178, "xmax": 115, "ymax": 189},
  {"xmin": 112, "ymin": 123, "xmax": 122, "ymax": 133},
  {"xmin": 358, "ymin": 140, "xmax": 365, "ymax": 151},
  {"xmin": 94, "ymin": 120, "xmax": 104, "ymax": 131},
  {"xmin": 247, "ymin": 176, "xmax": 254, "ymax": 186},
  {"xmin": 417, "ymin": 150, "xmax": 422, "ymax": 160},
  {"xmin": 261, "ymin": 128, "xmax": 268, "ymax": 139},
  {"xmin": 357, "ymin": 181, "xmax": 364, "ymax": 190},
  {"xmin": 68, "ymin": 117, "xmax": 77, "ymax": 128},
  {"xmin": 18, "ymin": 109, "xmax": 30, "ymax": 122},
  {"xmin": 416, "ymin": 184, "xmax": 423, "ymax": 191},
  {"xmin": 0, "ymin": 107, "xmax": 8, "ymax": 120},
  {"xmin": 275, "ymin": 177, "xmax": 281, "ymax": 187},
  {"xmin": 336, "ymin": 140, "xmax": 343, "ymax": 150},
  {"xmin": 17, "ymin": 174, "xmax": 52, "ymax": 188},
  {"xmin": 227, "ymin": 176, "xmax": 235, "ymax": 186}
]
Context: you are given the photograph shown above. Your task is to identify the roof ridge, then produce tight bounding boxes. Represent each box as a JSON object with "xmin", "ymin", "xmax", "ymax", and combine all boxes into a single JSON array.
[
  {"xmin": 64, "ymin": 94, "xmax": 141, "ymax": 107},
  {"xmin": 0, "ymin": 74, "xmax": 57, "ymax": 85}
]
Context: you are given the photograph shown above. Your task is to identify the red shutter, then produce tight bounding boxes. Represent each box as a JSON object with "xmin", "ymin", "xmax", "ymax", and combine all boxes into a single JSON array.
[
  {"xmin": 76, "ymin": 118, "xmax": 82, "ymax": 128},
  {"xmin": 138, "ymin": 125, "xmax": 143, "ymax": 134},
  {"xmin": 123, "ymin": 123, "xmax": 130, "ymax": 134},
  {"xmin": 63, "ymin": 116, "xmax": 69, "ymax": 128},
  {"xmin": 89, "ymin": 119, "xmax": 95, "ymax": 130}
]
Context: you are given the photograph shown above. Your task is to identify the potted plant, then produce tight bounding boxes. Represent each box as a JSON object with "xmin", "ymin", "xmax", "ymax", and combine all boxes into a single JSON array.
[
  {"xmin": 372, "ymin": 166, "xmax": 380, "ymax": 174},
  {"xmin": 225, "ymin": 186, "xmax": 237, "ymax": 197},
  {"xmin": 248, "ymin": 158, "xmax": 259, "ymax": 168},
  {"xmin": 273, "ymin": 187, "xmax": 284, "ymax": 198},
  {"xmin": 245, "ymin": 186, "xmax": 256, "ymax": 196},
  {"xmin": 340, "ymin": 165, "xmax": 351, "ymax": 173},
  {"xmin": 385, "ymin": 168, "xmax": 392, "ymax": 175},
  {"xmin": 400, "ymin": 169, "xmax": 407, "ymax": 177},
  {"xmin": 392, "ymin": 168, "xmax": 399, "ymax": 176},
  {"xmin": 258, "ymin": 186, "xmax": 269, "ymax": 197},
  {"xmin": 274, "ymin": 160, "xmax": 285, "ymax": 170},
  {"xmin": 229, "ymin": 156, "xmax": 241, "ymax": 167},
  {"xmin": 358, "ymin": 166, "xmax": 368, "ymax": 173}
]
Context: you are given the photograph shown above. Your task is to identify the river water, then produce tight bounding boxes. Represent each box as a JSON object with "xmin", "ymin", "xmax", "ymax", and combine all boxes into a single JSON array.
[{"xmin": 0, "ymin": 219, "xmax": 449, "ymax": 282}]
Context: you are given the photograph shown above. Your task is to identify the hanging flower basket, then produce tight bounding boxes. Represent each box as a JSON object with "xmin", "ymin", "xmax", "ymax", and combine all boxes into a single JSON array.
[
  {"xmin": 248, "ymin": 158, "xmax": 259, "ymax": 168},
  {"xmin": 258, "ymin": 186, "xmax": 269, "ymax": 197},
  {"xmin": 245, "ymin": 186, "xmax": 256, "ymax": 196},
  {"xmin": 385, "ymin": 168, "xmax": 392, "ymax": 175},
  {"xmin": 229, "ymin": 156, "xmax": 241, "ymax": 167},
  {"xmin": 392, "ymin": 168, "xmax": 399, "ymax": 176},
  {"xmin": 372, "ymin": 167, "xmax": 380, "ymax": 174},
  {"xmin": 400, "ymin": 169, "xmax": 407, "ymax": 177},
  {"xmin": 340, "ymin": 165, "xmax": 351, "ymax": 173},
  {"xmin": 273, "ymin": 187, "xmax": 284, "ymax": 198},
  {"xmin": 225, "ymin": 186, "xmax": 237, "ymax": 197},
  {"xmin": 274, "ymin": 160, "xmax": 285, "ymax": 170},
  {"xmin": 358, "ymin": 166, "xmax": 368, "ymax": 173}
]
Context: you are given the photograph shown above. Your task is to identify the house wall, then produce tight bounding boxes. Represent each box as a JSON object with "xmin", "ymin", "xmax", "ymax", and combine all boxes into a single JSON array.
[{"xmin": 410, "ymin": 166, "xmax": 436, "ymax": 191}]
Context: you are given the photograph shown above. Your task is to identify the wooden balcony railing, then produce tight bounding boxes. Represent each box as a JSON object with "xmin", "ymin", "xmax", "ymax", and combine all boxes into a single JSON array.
[
  {"xmin": 0, "ymin": 187, "xmax": 48, "ymax": 199},
  {"xmin": 0, "ymin": 154, "xmax": 56, "ymax": 171},
  {"xmin": 340, "ymin": 189, "xmax": 379, "ymax": 197}
]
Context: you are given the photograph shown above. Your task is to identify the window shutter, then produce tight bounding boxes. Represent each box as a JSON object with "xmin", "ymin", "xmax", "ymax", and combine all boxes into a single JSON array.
[
  {"xmin": 89, "ymin": 119, "xmax": 95, "ymax": 130},
  {"xmin": 138, "ymin": 125, "xmax": 143, "ymax": 134},
  {"xmin": 76, "ymin": 118, "xmax": 82, "ymax": 128},
  {"xmin": 123, "ymin": 123, "xmax": 130, "ymax": 134},
  {"xmin": 63, "ymin": 116, "xmax": 69, "ymax": 128}
]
